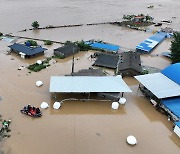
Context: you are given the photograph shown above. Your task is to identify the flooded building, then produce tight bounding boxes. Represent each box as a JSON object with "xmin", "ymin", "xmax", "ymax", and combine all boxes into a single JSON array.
[
  {"xmin": 49, "ymin": 75, "xmax": 131, "ymax": 102},
  {"xmin": 117, "ymin": 51, "xmax": 142, "ymax": 76},
  {"xmin": 8, "ymin": 43, "xmax": 47, "ymax": 58},
  {"xmin": 136, "ymin": 32, "xmax": 167, "ymax": 53},
  {"xmin": 54, "ymin": 44, "xmax": 79, "ymax": 58},
  {"xmin": 135, "ymin": 63, "xmax": 180, "ymax": 121},
  {"xmin": 93, "ymin": 53, "xmax": 119, "ymax": 69}
]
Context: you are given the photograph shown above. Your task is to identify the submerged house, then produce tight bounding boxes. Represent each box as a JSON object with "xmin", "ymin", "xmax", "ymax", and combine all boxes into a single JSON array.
[
  {"xmin": 54, "ymin": 44, "xmax": 79, "ymax": 58},
  {"xmin": 93, "ymin": 53, "xmax": 119, "ymax": 69},
  {"xmin": 117, "ymin": 51, "xmax": 142, "ymax": 76},
  {"xmin": 135, "ymin": 63, "xmax": 180, "ymax": 121},
  {"xmin": 8, "ymin": 43, "xmax": 47, "ymax": 58}
]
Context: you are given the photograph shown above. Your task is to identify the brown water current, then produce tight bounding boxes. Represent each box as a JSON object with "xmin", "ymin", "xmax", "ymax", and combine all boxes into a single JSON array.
[{"xmin": 0, "ymin": 0, "xmax": 180, "ymax": 154}]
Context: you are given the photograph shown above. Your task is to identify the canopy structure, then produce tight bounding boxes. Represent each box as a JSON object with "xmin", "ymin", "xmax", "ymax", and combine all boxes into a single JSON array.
[
  {"xmin": 134, "ymin": 73, "xmax": 180, "ymax": 99},
  {"xmin": 49, "ymin": 76, "xmax": 132, "ymax": 93}
]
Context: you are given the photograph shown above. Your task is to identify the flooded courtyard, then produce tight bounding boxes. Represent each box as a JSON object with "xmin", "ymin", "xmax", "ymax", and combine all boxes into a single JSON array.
[{"xmin": 0, "ymin": 0, "xmax": 180, "ymax": 154}]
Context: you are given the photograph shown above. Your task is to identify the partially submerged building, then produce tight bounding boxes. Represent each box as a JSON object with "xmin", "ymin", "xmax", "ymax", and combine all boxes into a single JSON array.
[
  {"xmin": 136, "ymin": 32, "xmax": 167, "ymax": 53},
  {"xmin": 85, "ymin": 41, "xmax": 120, "ymax": 54},
  {"xmin": 49, "ymin": 75, "xmax": 132, "ymax": 102},
  {"xmin": 117, "ymin": 51, "xmax": 142, "ymax": 76},
  {"xmin": 93, "ymin": 53, "xmax": 119, "ymax": 69},
  {"xmin": 69, "ymin": 68, "xmax": 106, "ymax": 76},
  {"xmin": 54, "ymin": 44, "xmax": 79, "ymax": 58},
  {"xmin": 135, "ymin": 63, "xmax": 180, "ymax": 121},
  {"xmin": 8, "ymin": 43, "xmax": 47, "ymax": 58}
]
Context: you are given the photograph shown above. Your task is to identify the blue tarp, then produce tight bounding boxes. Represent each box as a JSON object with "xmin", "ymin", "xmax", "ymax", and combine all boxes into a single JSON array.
[
  {"xmin": 8, "ymin": 43, "xmax": 47, "ymax": 56},
  {"xmin": 136, "ymin": 32, "xmax": 167, "ymax": 53},
  {"xmin": 86, "ymin": 41, "xmax": 120, "ymax": 53},
  {"xmin": 175, "ymin": 121, "xmax": 180, "ymax": 128},
  {"xmin": 162, "ymin": 97, "xmax": 180, "ymax": 119},
  {"xmin": 161, "ymin": 63, "xmax": 180, "ymax": 85}
]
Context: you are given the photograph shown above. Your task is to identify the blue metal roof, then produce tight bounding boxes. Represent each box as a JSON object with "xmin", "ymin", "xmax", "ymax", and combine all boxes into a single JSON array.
[
  {"xmin": 85, "ymin": 41, "xmax": 120, "ymax": 53},
  {"xmin": 136, "ymin": 32, "xmax": 167, "ymax": 53},
  {"xmin": 8, "ymin": 43, "xmax": 47, "ymax": 56},
  {"xmin": 175, "ymin": 121, "xmax": 180, "ymax": 128},
  {"xmin": 161, "ymin": 63, "xmax": 180, "ymax": 85},
  {"xmin": 162, "ymin": 97, "xmax": 180, "ymax": 119}
]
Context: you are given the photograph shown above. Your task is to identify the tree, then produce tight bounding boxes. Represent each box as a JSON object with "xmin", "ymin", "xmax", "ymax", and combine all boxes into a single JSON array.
[
  {"xmin": 170, "ymin": 32, "xmax": 180, "ymax": 63},
  {"xmin": 31, "ymin": 21, "xmax": 39, "ymax": 29},
  {"xmin": 0, "ymin": 32, "xmax": 3, "ymax": 36}
]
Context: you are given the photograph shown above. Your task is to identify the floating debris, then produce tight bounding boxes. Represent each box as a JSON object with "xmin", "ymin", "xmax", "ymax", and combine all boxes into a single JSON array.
[
  {"xmin": 127, "ymin": 135, "xmax": 137, "ymax": 145},
  {"xmin": 53, "ymin": 102, "xmax": 61, "ymax": 110},
  {"xmin": 111, "ymin": 102, "xmax": 119, "ymax": 109},
  {"xmin": 36, "ymin": 81, "xmax": 43, "ymax": 87},
  {"xmin": 40, "ymin": 102, "xmax": 49, "ymax": 109}
]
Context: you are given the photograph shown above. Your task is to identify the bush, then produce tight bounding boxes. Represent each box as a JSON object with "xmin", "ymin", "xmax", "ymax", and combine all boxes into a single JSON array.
[
  {"xmin": 31, "ymin": 21, "xmax": 39, "ymax": 29},
  {"xmin": 44, "ymin": 40, "xmax": 53, "ymax": 45},
  {"xmin": 0, "ymin": 32, "xmax": 3, "ymax": 36},
  {"xmin": 52, "ymin": 55, "xmax": 65, "ymax": 59},
  {"xmin": 25, "ymin": 40, "xmax": 37, "ymax": 46}
]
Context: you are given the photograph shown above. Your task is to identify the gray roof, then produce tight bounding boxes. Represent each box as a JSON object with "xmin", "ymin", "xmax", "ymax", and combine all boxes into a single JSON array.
[
  {"xmin": 54, "ymin": 44, "xmax": 79, "ymax": 58},
  {"xmin": 93, "ymin": 53, "xmax": 119, "ymax": 69},
  {"xmin": 135, "ymin": 73, "xmax": 180, "ymax": 99},
  {"xmin": 49, "ymin": 76, "xmax": 132, "ymax": 93},
  {"xmin": 118, "ymin": 51, "xmax": 142, "ymax": 73}
]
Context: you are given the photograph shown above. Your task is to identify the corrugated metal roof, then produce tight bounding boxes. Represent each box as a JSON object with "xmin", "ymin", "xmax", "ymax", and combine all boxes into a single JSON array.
[
  {"xmin": 161, "ymin": 63, "xmax": 180, "ymax": 85},
  {"xmin": 175, "ymin": 121, "xmax": 180, "ymax": 128},
  {"xmin": 8, "ymin": 43, "xmax": 47, "ymax": 56},
  {"xmin": 85, "ymin": 41, "xmax": 120, "ymax": 53},
  {"xmin": 49, "ymin": 76, "xmax": 132, "ymax": 93},
  {"xmin": 134, "ymin": 73, "xmax": 180, "ymax": 99},
  {"xmin": 136, "ymin": 32, "xmax": 167, "ymax": 53},
  {"xmin": 162, "ymin": 97, "xmax": 180, "ymax": 119}
]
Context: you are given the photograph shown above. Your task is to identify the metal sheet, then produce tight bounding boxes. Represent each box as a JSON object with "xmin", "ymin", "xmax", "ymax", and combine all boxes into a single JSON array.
[
  {"xmin": 49, "ymin": 76, "xmax": 132, "ymax": 93},
  {"xmin": 135, "ymin": 73, "xmax": 180, "ymax": 98}
]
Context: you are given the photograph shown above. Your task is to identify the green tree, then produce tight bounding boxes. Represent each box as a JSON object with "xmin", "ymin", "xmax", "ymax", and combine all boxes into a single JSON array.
[
  {"xmin": 31, "ymin": 21, "xmax": 39, "ymax": 29},
  {"xmin": 0, "ymin": 32, "xmax": 3, "ymax": 36},
  {"xmin": 170, "ymin": 32, "xmax": 180, "ymax": 63}
]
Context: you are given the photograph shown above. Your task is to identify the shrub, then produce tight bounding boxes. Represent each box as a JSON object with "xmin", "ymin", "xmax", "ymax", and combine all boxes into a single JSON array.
[
  {"xmin": 25, "ymin": 40, "xmax": 37, "ymax": 46},
  {"xmin": 44, "ymin": 40, "xmax": 53, "ymax": 45},
  {"xmin": 0, "ymin": 32, "xmax": 3, "ymax": 36}
]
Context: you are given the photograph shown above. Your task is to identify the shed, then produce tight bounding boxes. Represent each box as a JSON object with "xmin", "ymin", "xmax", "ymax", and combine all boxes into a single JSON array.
[
  {"xmin": 8, "ymin": 43, "xmax": 47, "ymax": 58},
  {"xmin": 93, "ymin": 53, "xmax": 119, "ymax": 69},
  {"xmin": 54, "ymin": 44, "xmax": 79, "ymax": 58},
  {"xmin": 117, "ymin": 51, "xmax": 142, "ymax": 76}
]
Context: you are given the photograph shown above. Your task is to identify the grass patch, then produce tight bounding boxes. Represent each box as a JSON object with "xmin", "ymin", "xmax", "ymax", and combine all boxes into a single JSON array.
[{"xmin": 27, "ymin": 58, "xmax": 51, "ymax": 72}]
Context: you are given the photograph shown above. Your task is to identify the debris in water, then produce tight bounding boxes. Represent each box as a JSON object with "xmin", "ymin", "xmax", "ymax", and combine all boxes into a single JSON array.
[{"xmin": 127, "ymin": 135, "xmax": 137, "ymax": 145}]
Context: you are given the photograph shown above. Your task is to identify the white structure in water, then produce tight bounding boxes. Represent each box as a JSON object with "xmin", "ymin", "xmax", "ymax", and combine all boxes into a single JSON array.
[{"xmin": 174, "ymin": 122, "xmax": 180, "ymax": 138}]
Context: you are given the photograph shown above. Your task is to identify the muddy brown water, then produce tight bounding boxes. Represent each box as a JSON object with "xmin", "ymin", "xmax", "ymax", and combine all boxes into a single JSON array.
[{"xmin": 0, "ymin": 0, "xmax": 180, "ymax": 153}]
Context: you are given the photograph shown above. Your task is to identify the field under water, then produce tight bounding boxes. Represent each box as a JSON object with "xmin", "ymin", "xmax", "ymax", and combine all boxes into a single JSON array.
[{"xmin": 0, "ymin": 0, "xmax": 180, "ymax": 154}]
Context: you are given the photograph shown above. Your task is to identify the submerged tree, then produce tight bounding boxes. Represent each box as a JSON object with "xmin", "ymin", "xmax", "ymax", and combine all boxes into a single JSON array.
[
  {"xmin": 31, "ymin": 21, "xmax": 39, "ymax": 29},
  {"xmin": 170, "ymin": 32, "xmax": 180, "ymax": 63}
]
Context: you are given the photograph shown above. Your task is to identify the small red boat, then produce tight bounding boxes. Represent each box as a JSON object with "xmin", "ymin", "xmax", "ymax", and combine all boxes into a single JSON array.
[{"xmin": 20, "ymin": 105, "xmax": 42, "ymax": 118}]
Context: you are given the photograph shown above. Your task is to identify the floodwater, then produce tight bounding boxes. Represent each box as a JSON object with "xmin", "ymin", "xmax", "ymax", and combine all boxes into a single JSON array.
[{"xmin": 0, "ymin": 0, "xmax": 180, "ymax": 154}]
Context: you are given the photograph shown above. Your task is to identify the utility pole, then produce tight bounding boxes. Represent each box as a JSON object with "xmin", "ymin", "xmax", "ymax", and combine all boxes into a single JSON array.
[{"xmin": 71, "ymin": 47, "xmax": 75, "ymax": 75}]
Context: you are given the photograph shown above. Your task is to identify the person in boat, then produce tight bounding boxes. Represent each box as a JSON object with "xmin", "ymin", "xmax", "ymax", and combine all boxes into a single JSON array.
[{"xmin": 36, "ymin": 108, "xmax": 41, "ymax": 115}]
